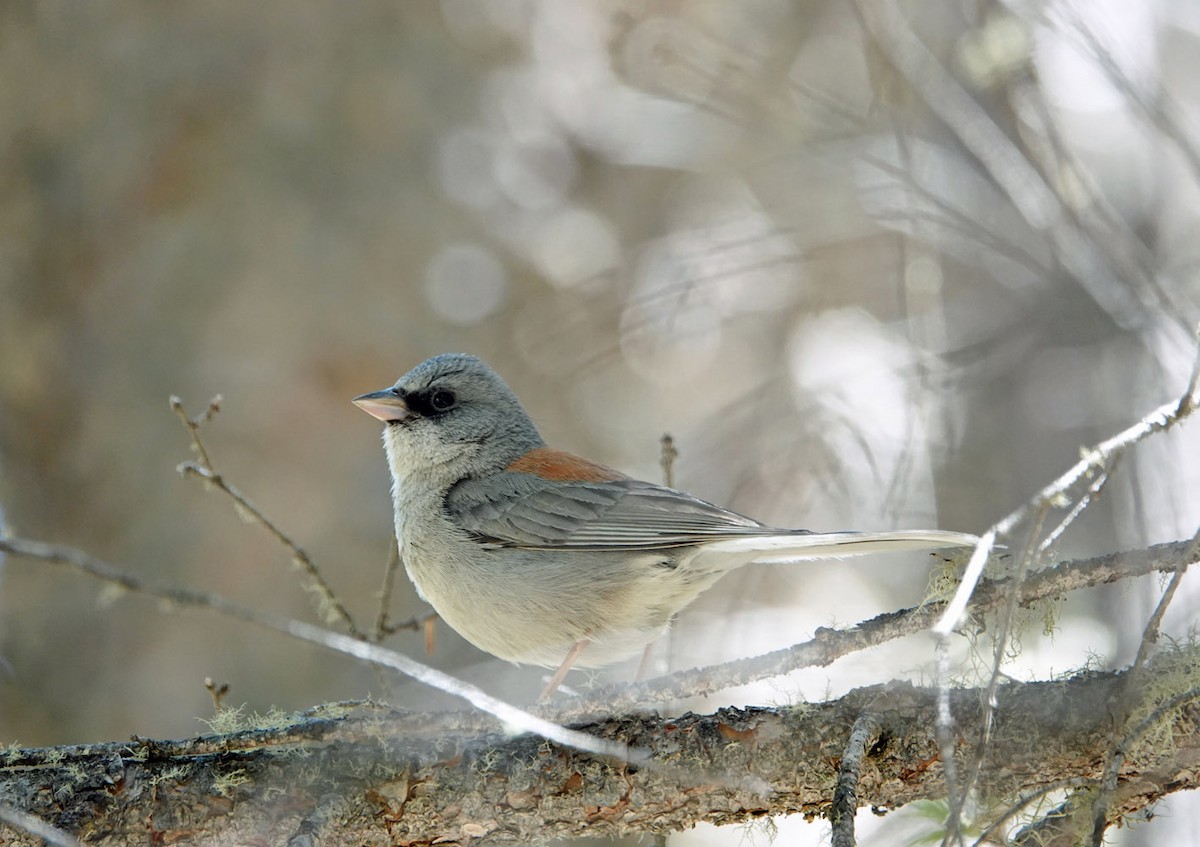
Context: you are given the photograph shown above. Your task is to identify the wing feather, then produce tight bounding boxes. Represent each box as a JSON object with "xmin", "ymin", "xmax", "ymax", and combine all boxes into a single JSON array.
[{"xmin": 444, "ymin": 473, "xmax": 792, "ymax": 550}]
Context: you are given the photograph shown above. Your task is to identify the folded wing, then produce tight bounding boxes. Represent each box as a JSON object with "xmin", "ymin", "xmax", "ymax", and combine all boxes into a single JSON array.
[{"xmin": 445, "ymin": 474, "xmax": 788, "ymax": 550}]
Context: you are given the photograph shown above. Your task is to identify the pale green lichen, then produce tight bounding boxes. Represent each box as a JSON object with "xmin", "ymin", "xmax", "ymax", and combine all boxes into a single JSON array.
[
  {"xmin": 1122, "ymin": 641, "xmax": 1200, "ymax": 769},
  {"xmin": 212, "ymin": 767, "xmax": 251, "ymax": 797}
]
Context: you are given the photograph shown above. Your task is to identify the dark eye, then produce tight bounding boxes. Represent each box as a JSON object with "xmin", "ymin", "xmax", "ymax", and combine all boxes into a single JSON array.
[{"xmin": 430, "ymin": 389, "xmax": 457, "ymax": 412}]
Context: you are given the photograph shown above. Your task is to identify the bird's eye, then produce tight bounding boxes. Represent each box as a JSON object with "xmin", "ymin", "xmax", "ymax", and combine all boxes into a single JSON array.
[{"xmin": 430, "ymin": 389, "xmax": 457, "ymax": 412}]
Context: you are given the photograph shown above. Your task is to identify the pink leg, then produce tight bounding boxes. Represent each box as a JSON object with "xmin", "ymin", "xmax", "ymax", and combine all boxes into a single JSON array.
[
  {"xmin": 635, "ymin": 641, "xmax": 655, "ymax": 682},
  {"xmin": 539, "ymin": 639, "xmax": 590, "ymax": 700}
]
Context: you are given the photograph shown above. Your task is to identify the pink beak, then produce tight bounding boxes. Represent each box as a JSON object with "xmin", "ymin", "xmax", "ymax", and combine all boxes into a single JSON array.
[{"xmin": 352, "ymin": 388, "xmax": 415, "ymax": 423}]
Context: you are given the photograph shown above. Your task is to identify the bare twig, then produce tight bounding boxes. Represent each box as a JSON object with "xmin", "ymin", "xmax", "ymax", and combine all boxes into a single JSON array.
[
  {"xmin": 853, "ymin": 0, "xmax": 1058, "ymax": 230},
  {"xmin": 659, "ymin": 433, "xmax": 678, "ymax": 489},
  {"xmin": 376, "ymin": 609, "xmax": 439, "ymax": 640},
  {"xmin": 926, "ymin": 331, "xmax": 1199, "ymax": 842},
  {"xmin": 371, "ymin": 538, "xmax": 438, "ymax": 646},
  {"xmin": 1038, "ymin": 467, "xmax": 1112, "ymax": 554},
  {"xmin": 959, "ymin": 502, "xmax": 1052, "ymax": 811},
  {"xmin": 0, "ymin": 805, "xmax": 83, "ymax": 847},
  {"xmin": 934, "ymin": 639, "xmax": 965, "ymax": 847},
  {"xmin": 0, "ymin": 534, "xmax": 643, "ymax": 763},
  {"xmin": 831, "ymin": 713, "xmax": 882, "ymax": 847},
  {"xmin": 552, "ymin": 540, "xmax": 1199, "ymax": 719},
  {"xmin": 169, "ymin": 395, "xmax": 364, "ymax": 639},
  {"xmin": 172, "ymin": 394, "xmax": 221, "ymax": 467},
  {"xmin": 1088, "ymin": 552, "xmax": 1193, "ymax": 845},
  {"xmin": 372, "ymin": 538, "xmax": 404, "ymax": 642},
  {"xmin": 1182, "ymin": 325, "xmax": 1200, "ymax": 413},
  {"xmin": 1056, "ymin": 9, "xmax": 1200, "ymax": 223},
  {"xmin": 971, "ymin": 778, "xmax": 1092, "ymax": 847},
  {"xmin": 855, "ymin": 0, "xmax": 1179, "ymax": 340},
  {"xmin": 204, "ymin": 677, "xmax": 230, "ymax": 711},
  {"xmin": 934, "ymin": 375, "xmax": 1200, "ymax": 638}
]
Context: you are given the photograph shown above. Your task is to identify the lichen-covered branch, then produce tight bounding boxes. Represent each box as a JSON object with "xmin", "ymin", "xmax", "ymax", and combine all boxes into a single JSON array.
[{"xmin": 3, "ymin": 649, "xmax": 1198, "ymax": 847}]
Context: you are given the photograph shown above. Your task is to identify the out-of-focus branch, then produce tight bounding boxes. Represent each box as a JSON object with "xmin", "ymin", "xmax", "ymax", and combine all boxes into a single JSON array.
[
  {"xmin": 855, "ymin": 0, "xmax": 1169, "ymax": 334},
  {"xmin": 0, "ymin": 805, "xmax": 82, "ymax": 847},
  {"xmin": 170, "ymin": 395, "xmax": 365, "ymax": 639}
]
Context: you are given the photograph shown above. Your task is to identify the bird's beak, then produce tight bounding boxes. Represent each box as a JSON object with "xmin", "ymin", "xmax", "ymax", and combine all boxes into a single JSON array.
[{"xmin": 352, "ymin": 388, "xmax": 415, "ymax": 423}]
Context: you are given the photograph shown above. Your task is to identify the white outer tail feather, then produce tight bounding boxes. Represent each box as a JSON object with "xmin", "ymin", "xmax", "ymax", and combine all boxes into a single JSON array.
[{"xmin": 697, "ymin": 530, "xmax": 979, "ymax": 565}]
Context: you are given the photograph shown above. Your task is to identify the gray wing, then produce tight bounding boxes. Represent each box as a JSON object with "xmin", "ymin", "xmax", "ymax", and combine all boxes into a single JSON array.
[{"xmin": 444, "ymin": 473, "xmax": 805, "ymax": 550}]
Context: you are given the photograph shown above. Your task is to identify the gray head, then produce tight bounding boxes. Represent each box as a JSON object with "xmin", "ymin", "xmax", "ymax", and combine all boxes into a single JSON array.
[{"xmin": 353, "ymin": 354, "xmax": 545, "ymax": 486}]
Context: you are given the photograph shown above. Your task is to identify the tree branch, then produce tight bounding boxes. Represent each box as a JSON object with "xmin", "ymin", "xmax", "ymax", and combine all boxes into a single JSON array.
[
  {"xmin": 2, "ymin": 651, "xmax": 1197, "ymax": 846},
  {"xmin": 555, "ymin": 539, "xmax": 1197, "ymax": 718}
]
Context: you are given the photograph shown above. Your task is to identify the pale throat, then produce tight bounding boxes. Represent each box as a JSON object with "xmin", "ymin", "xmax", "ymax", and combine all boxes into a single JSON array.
[{"xmin": 382, "ymin": 429, "xmax": 471, "ymax": 483}]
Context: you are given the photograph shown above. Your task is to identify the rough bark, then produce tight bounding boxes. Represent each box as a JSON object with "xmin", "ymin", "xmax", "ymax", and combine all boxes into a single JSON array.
[{"xmin": 3, "ymin": 650, "xmax": 1198, "ymax": 846}]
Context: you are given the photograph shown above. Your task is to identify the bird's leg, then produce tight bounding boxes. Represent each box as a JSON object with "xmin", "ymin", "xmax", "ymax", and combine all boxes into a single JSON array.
[
  {"xmin": 635, "ymin": 641, "xmax": 655, "ymax": 682},
  {"xmin": 539, "ymin": 639, "xmax": 590, "ymax": 700}
]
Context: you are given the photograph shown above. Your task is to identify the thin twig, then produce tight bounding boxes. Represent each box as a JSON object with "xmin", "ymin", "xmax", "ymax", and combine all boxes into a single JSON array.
[
  {"xmin": 550, "ymin": 540, "xmax": 1199, "ymax": 720},
  {"xmin": 372, "ymin": 539, "xmax": 398, "ymax": 642},
  {"xmin": 0, "ymin": 534, "xmax": 644, "ymax": 763},
  {"xmin": 169, "ymin": 395, "xmax": 364, "ymax": 640},
  {"xmin": 931, "ymin": 329, "xmax": 1200, "ymax": 843},
  {"xmin": 959, "ymin": 503, "xmax": 1051, "ymax": 809},
  {"xmin": 372, "ymin": 538, "xmax": 430, "ymax": 643},
  {"xmin": 934, "ymin": 373, "xmax": 1200, "ymax": 637},
  {"xmin": 659, "ymin": 433, "xmax": 678, "ymax": 489},
  {"xmin": 376, "ymin": 609, "xmax": 440, "ymax": 640},
  {"xmin": 172, "ymin": 394, "xmax": 221, "ymax": 467},
  {"xmin": 831, "ymin": 712, "xmax": 882, "ymax": 847},
  {"xmin": 971, "ymin": 778, "xmax": 1093, "ymax": 847},
  {"xmin": 1059, "ymin": 11, "xmax": 1200, "ymax": 234},
  {"xmin": 933, "ymin": 638, "xmax": 964, "ymax": 847},
  {"xmin": 1088, "ymin": 551, "xmax": 1193, "ymax": 845},
  {"xmin": 0, "ymin": 805, "xmax": 83, "ymax": 847},
  {"xmin": 1011, "ymin": 792, "xmax": 1088, "ymax": 846},
  {"xmin": 1181, "ymin": 325, "xmax": 1200, "ymax": 414},
  {"xmin": 1042, "ymin": 683, "xmax": 1200, "ymax": 847},
  {"xmin": 1039, "ymin": 467, "xmax": 1112, "ymax": 554},
  {"xmin": 853, "ymin": 0, "xmax": 1060, "ymax": 230},
  {"xmin": 204, "ymin": 677, "xmax": 229, "ymax": 711}
]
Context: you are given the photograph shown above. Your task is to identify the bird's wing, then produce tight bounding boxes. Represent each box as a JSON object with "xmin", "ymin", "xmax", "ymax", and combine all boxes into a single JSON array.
[
  {"xmin": 445, "ymin": 454, "xmax": 979, "ymax": 555},
  {"xmin": 444, "ymin": 473, "xmax": 789, "ymax": 550}
]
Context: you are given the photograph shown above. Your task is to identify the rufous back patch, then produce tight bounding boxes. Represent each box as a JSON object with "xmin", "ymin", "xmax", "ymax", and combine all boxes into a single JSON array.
[{"xmin": 507, "ymin": 447, "xmax": 626, "ymax": 482}]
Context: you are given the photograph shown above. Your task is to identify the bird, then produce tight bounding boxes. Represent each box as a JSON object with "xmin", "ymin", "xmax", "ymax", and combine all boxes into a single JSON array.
[{"xmin": 353, "ymin": 353, "xmax": 977, "ymax": 697}]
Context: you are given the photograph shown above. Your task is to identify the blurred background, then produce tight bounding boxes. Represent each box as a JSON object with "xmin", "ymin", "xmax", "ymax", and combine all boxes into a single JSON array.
[{"xmin": 2, "ymin": 0, "xmax": 1199, "ymax": 843}]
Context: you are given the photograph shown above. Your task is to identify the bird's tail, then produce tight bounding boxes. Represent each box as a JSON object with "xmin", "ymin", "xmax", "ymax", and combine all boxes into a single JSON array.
[{"xmin": 695, "ymin": 529, "xmax": 979, "ymax": 567}]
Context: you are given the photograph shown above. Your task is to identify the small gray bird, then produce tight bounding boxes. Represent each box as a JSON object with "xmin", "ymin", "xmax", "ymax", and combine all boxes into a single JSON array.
[{"xmin": 354, "ymin": 354, "xmax": 976, "ymax": 696}]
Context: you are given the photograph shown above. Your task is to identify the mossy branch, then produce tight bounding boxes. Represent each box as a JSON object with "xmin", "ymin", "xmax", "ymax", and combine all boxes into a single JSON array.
[{"xmin": 2, "ymin": 651, "xmax": 1198, "ymax": 846}]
